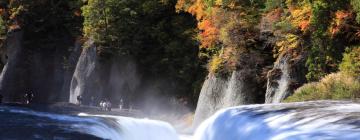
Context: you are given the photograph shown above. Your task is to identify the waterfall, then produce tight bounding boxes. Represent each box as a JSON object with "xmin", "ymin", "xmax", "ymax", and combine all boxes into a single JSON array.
[
  {"xmin": 193, "ymin": 101, "xmax": 360, "ymax": 140},
  {"xmin": 265, "ymin": 55, "xmax": 291, "ymax": 103},
  {"xmin": 60, "ymin": 40, "xmax": 83, "ymax": 101},
  {"xmin": 3, "ymin": 101, "xmax": 360, "ymax": 140},
  {"xmin": 69, "ymin": 41, "xmax": 97, "ymax": 104},
  {"xmin": 0, "ymin": 30, "xmax": 84, "ymax": 103},
  {"xmin": 106, "ymin": 56, "xmax": 140, "ymax": 108},
  {"xmin": 193, "ymin": 69, "xmax": 263, "ymax": 128},
  {"xmin": 273, "ymin": 59, "xmax": 290, "ymax": 102},
  {"xmin": 0, "ymin": 106, "xmax": 180, "ymax": 140},
  {"xmin": 79, "ymin": 113, "xmax": 179, "ymax": 140},
  {"xmin": 0, "ymin": 31, "xmax": 23, "ymax": 102}
]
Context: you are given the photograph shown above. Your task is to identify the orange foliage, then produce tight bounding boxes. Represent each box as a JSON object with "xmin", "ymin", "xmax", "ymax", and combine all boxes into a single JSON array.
[
  {"xmin": 299, "ymin": 20, "xmax": 310, "ymax": 31},
  {"xmin": 329, "ymin": 10, "xmax": 352, "ymax": 36},
  {"xmin": 288, "ymin": 4, "xmax": 312, "ymax": 32},
  {"xmin": 198, "ymin": 19, "xmax": 219, "ymax": 48},
  {"xmin": 188, "ymin": 0, "xmax": 207, "ymax": 20},
  {"xmin": 176, "ymin": 0, "xmax": 219, "ymax": 48},
  {"xmin": 336, "ymin": 10, "xmax": 351, "ymax": 19},
  {"xmin": 175, "ymin": 0, "xmax": 187, "ymax": 12},
  {"xmin": 176, "ymin": 0, "xmax": 208, "ymax": 20}
]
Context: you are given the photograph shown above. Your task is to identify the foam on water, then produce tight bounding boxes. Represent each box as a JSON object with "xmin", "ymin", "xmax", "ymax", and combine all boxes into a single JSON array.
[
  {"xmin": 0, "ymin": 106, "xmax": 122, "ymax": 139},
  {"xmin": 78, "ymin": 113, "xmax": 179, "ymax": 140},
  {"xmin": 3, "ymin": 101, "xmax": 360, "ymax": 140},
  {"xmin": 0, "ymin": 106, "xmax": 179, "ymax": 140},
  {"xmin": 193, "ymin": 101, "xmax": 360, "ymax": 140}
]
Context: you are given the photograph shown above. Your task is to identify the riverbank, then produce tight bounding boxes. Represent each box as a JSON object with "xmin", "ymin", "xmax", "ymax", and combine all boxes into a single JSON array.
[
  {"xmin": 0, "ymin": 102, "xmax": 194, "ymax": 134},
  {"xmin": 0, "ymin": 102, "xmax": 144, "ymax": 117}
]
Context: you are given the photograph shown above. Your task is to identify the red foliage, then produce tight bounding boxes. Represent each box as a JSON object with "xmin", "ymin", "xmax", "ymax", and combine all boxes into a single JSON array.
[
  {"xmin": 330, "ymin": 10, "xmax": 352, "ymax": 36},
  {"xmin": 299, "ymin": 20, "xmax": 310, "ymax": 31}
]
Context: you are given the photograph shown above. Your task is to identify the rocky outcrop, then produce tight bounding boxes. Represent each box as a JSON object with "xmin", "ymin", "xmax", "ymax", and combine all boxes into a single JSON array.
[
  {"xmin": 0, "ymin": 30, "xmax": 81, "ymax": 103},
  {"xmin": 69, "ymin": 42, "xmax": 141, "ymax": 107},
  {"xmin": 0, "ymin": 31, "xmax": 25, "ymax": 102},
  {"xmin": 259, "ymin": 10, "xmax": 308, "ymax": 104},
  {"xmin": 69, "ymin": 41, "xmax": 98, "ymax": 104},
  {"xmin": 265, "ymin": 50, "xmax": 307, "ymax": 103}
]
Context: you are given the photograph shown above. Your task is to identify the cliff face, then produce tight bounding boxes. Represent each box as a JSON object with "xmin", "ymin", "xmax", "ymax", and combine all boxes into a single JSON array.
[
  {"xmin": 69, "ymin": 41, "xmax": 98, "ymax": 104},
  {"xmin": 70, "ymin": 43, "xmax": 140, "ymax": 107},
  {"xmin": 0, "ymin": 30, "xmax": 81, "ymax": 103},
  {"xmin": 0, "ymin": 31, "xmax": 24, "ymax": 102},
  {"xmin": 69, "ymin": 41, "xmax": 194, "ymax": 114}
]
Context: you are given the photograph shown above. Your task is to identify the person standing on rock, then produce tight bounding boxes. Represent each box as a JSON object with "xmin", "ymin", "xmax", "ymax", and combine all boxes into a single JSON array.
[
  {"xmin": 99, "ymin": 100, "xmax": 105, "ymax": 110},
  {"xmin": 77, "ymin": 95, "xmax": 83, "ymax": 105},
  {"xmin": 119, "ymin": 99, "xmax": 124, "ymax": 110},
  {"xmin": 24, "ymin": 91, "xmax": 34, "ymax": 104},
  {"xmin": 106, "ymin": 100, "xmax": 112, "ymax": 111}
]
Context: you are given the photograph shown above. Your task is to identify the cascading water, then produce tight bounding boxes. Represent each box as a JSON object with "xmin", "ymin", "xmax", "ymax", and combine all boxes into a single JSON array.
[
  {"xmin": 192, "ymin": 73, "xmax": 230, "ymax": 128},
  {"xmin": 265, "ymin": 55, "xmax": 291, "ymax": 103},
  {"xmin": 194, "ymin": 101, "xmax": 360, "ymax": 140},
  {"xmin": 0, "ymin": 105, "xmax": 180, "ymax": 140},
  {"xmin": 193, "ymin": 69, "xmax": 263, "ymax": 128},
  {"xmin": 2, "ymin": 101, "xmax": 360, "ymax": 140},
  {"xmin": 0, "ymin": 31, "xmax": 23, "ymax": 102},
  {"xmin": 78, "ymin": 113, "xmax": 179, "ymax": 140},
  {"xmin": 69, "ymin": 41, "xmax": 97, "ymax": 104}
]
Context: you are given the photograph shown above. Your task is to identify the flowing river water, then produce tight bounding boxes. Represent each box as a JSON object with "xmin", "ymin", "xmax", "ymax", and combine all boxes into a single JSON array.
[{"xmin": 1, "ymin": 101, "xmax": 360, "ymax": 140}]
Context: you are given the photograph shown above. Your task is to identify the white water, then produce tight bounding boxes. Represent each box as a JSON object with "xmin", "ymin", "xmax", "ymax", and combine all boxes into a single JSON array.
[
  {"xmin": 3, "ymin": 101, "xmax": 360, "ymax": 140},
  {"xmin": 69, "ymin": 41, "xmax": 97, "ymax": 104},
  {"xmin": 78, "ymin": 113, "xmax": 179, "ymax": 140},
  {"xmin": 0, "ymin": 106, "xmax": 180, "ymax": 140},
  {"xmin": 194, "ymin": 70, "xmax": 259, "ymax": 128},
  {"xmin": 266, "ymin": 56, "xmax": 291, "ymax": 103},
  {"xmin": 272, "ymin": 59, "xmax": 290, "ymax": 103},
  {"xmin": 194, "ymin": 101, "xmax": 360, "ymax": 140},
  {"xmin": 223, "ymin": 71, "xmax": 238, "ymax": 107}
]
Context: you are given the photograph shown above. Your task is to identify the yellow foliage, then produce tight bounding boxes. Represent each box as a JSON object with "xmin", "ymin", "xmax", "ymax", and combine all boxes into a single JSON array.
[
  {"xmin": 176, "ymin": 0, "xmax": 208, "ymax": 20},
  {"xmin": 209, "ymin": 55, "xmax": 224, "ymax": 74},
  {"xmin": 288, "ymin": 3, "xmax": 312, "ymax": 31},
  {"xmin": 274, "ymin": 33, "xmax": 300, "ymax": 58}
]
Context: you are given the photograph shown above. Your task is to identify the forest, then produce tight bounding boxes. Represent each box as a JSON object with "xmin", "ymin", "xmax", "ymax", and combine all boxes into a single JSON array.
[{"xmin": 0, "ymin": 0, "xmax": 360, "ymax": 140}]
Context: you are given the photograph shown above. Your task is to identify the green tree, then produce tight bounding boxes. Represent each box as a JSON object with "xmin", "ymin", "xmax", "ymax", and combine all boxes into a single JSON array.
[
  {"xmin": 82, "ymin": 0, "xmax": 205, "ymax": 101},
  {"xmin": 340, "ymin": 47, "xmax": 360, "ymax": 78}
]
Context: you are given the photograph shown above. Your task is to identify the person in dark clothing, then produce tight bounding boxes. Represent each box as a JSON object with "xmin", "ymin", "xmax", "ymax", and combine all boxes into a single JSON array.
[
  {"xmin": 24, "ymin": 92, "xmax": 34, "ymax": 104},
  {"xmin": 77, "ymin": 95, "xmax": 83, "ymax": 105}
]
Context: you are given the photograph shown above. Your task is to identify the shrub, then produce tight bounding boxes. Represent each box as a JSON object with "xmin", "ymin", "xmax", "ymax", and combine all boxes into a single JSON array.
[
  {"xmin": 340, "ymin": 47, "xmax": 360, "ymax": 79},
  {"xmin": 265, "ymin": 0, "xmax": 285, "ymax": 11},
  {"xmin": 0, "ymin": 17, "xmax": 5, "ymax": 37},
  {"xmin": 285, "ymin": 72, "xmax": 360, "ymax": 102},
  {"xmin": 351, "ymin": 0, "xmax": 360, "ymax": 23}
]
